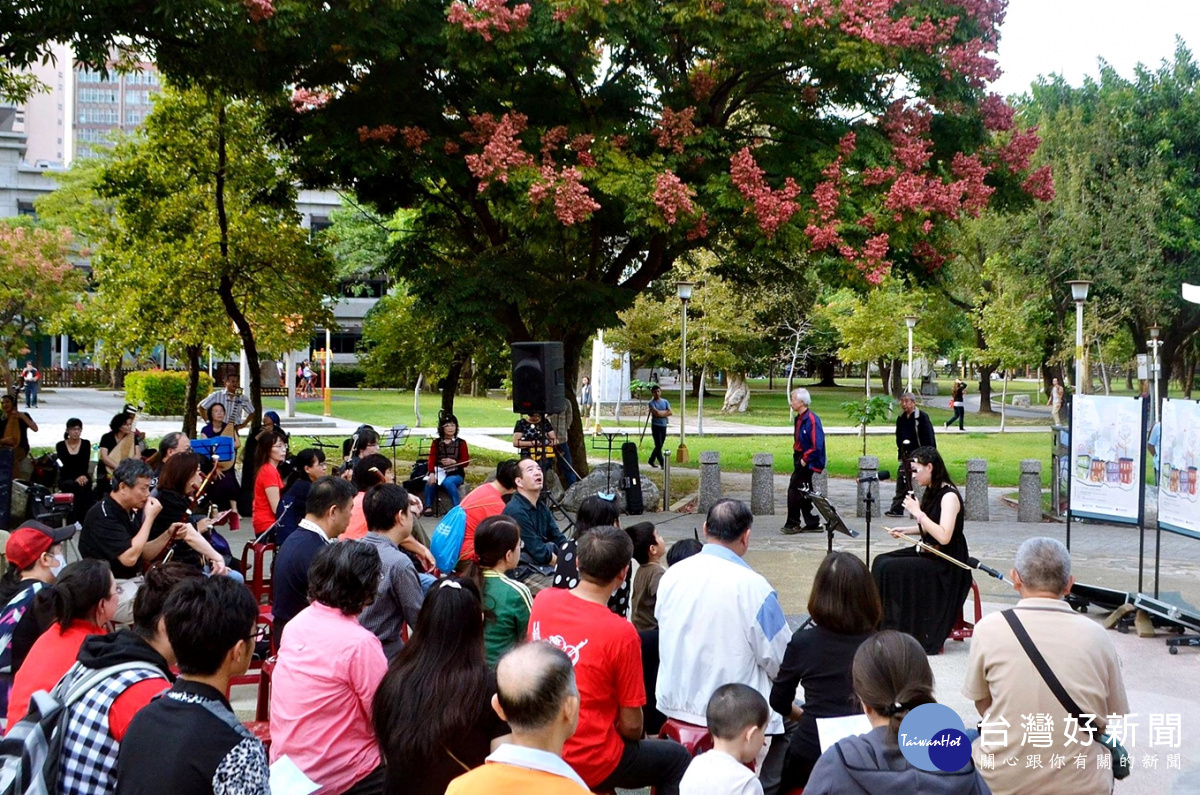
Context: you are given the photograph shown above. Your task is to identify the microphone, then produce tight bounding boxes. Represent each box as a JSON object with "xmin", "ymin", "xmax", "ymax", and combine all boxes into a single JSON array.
[
  {"xmin": 857, "ymin": 469, "xmax": 891, "ymax": 484},
  {"xmin": 969, "ymin": 556, "xmax": 1007, "ymax": 581}
]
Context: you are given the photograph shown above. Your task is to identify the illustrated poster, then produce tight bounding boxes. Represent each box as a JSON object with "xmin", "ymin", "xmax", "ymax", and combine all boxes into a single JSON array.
[
  {"xmin": 1069, "ymin": 395, "xmax": 1144, "ymax": 524},
  {"xmin": 1157, "ymin": 398, "xmax": 1200, "ymax": 539}
]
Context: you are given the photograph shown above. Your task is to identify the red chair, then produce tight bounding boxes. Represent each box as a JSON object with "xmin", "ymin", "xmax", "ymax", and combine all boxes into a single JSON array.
[
  {"xmin": 241, "ymin": 542, "xmax": 277, "ymax": 605},
  {"xmin": 242, "ymin": 656, "xmax": 276, "ymax": 752},
  {"xmin": 949, "ymin": 580, "xmax": 983, "ymax": 643},
  {"xmin": 658, "ymin": 718, "xmax": 714, "ymax": 757}
]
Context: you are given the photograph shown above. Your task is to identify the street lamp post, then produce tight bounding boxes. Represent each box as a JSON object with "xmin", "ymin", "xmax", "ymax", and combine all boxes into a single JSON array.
[
  {"xmin": 904, "ymin": 315, "xmax": 918, "ymax": 393},
  {"xmin": 1150, "ymin": 324, "xmax": 1161, "ymax": 425},
  {"xmin": 676, "ymin": 281, "xmax": 694, "ymax": 464},
  {"xmin": 1066, "ymin": 280, "xmax": 1091, "ymax": 395}
]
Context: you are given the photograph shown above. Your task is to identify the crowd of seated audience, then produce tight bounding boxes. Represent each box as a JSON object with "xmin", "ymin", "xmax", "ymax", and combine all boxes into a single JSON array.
[{"xmin": 0, "ymin": 402, "xmax": 1132, "ymax": 795}]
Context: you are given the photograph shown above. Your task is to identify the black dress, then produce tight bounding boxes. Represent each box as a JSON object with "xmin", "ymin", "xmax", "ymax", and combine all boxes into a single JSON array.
[
  {"xmin": 55, "ymin": 439, "xmax": 95, "ymax": 522},
  {"xmin": 871, "ymin": 484, "xmax": 971, "ymax": 654}
]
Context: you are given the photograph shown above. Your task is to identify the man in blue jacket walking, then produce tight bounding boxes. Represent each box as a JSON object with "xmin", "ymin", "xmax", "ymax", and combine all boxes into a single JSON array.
[{"xmin": 782, "ymin": 388, "xmax": 825, "ymax": 534}]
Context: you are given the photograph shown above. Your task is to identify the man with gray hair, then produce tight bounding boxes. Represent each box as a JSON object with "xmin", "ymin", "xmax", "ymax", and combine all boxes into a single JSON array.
[
  {"xmin": 783, "ymin": 388, "xmax": 824, "ymax": 533},
  {"xmin": 963, "ymin": 537, "xmax": 1129, "ymax": 794},
  {"xmin": 446, "ymin": 642, "xmax": 589, "ymax": 794},
  {"xmin": 885, "ymin": 391, "xmax": 936, "ymax": 517}
]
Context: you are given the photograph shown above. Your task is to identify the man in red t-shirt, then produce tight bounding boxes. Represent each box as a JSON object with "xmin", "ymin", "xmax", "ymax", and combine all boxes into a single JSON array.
[
  {"xmin": 528, "ymin": 526, "xmax": 690, "ymax": 793},
  {"xmin": 457, "ymin": 459, "xmax": 519, "ymax": 566}
]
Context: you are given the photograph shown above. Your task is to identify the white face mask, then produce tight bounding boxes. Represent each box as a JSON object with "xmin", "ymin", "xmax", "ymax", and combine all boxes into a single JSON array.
[{"xmin": 49, "ymin": 553, "xmax": 67, "ymax": 578}]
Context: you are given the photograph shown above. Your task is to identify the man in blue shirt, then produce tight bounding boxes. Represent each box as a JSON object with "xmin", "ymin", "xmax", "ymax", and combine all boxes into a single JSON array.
[
  {"xmin": 783, "ymin": 388, "xmax": 825, "ymax": 534},
  {"xmin": 646, "ymin": 385, "xmax": 672, "ymax": 469}
]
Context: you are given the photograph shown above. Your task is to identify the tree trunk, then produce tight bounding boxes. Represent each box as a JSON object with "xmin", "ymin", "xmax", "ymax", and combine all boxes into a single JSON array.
[
  {"xmin": 692, "ymin": 369, "xmax": 703, "ymax": 399},
  {"xmin": 561, "ymin": 334, "xmax": 590, "ymax": 479},
  {"xmin": 815, "ymin": 355, "xmax": 839, "ymax": 387},
  {"xmin": 889, "ymin": 357, "xmax": 903, "ymax": 397},
  {"xmin": 721, "ymin": 371, "xmax": 750, "ymax": 412},
  {"xmin": 977, "ymin": 365, "xmax": 996, "ymax": 414},
  {"xmin": 878, "ymin": 359, "xmax": 891, "ymax": 397},
  {"xmin": 440, "ymin": 351, "xmax": 467, "ymax": 419},
  {"xmin": 184, "ymin": 345, "xmax": 201, "ymax": 438},
  {"xmin": 768, "ymin": 364, "xmax": 774, "ymax": 391},
  {"xmin": 413, "ymin": 374, "xmax": 423, "ymax": 427},
  {"xmin": 1185, "ymin": 350, "xmax": 1196, "ymax": 399}
]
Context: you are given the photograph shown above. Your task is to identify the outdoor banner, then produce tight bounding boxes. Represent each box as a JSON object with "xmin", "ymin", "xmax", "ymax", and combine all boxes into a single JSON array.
[
  {"xmin": 1069, "ymin": 394, "xmax": 1145, "ymax": 525},
  {"xmin": 1157, "ymin": 398, "xmax": 1200, "ymax": 539}
]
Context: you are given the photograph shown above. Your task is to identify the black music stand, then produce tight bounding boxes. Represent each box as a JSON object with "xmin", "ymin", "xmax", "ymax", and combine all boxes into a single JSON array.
[
  {"xmin": 593, "ymin": 431, "xmax": 628, "ymax": 493},
  {"xmin": 803, "ymin": 487, "xmax": 859, "ymax": 555},
  {"xmin": 384, "ymin": 425, "xmax": 410, "ymax": 477}
]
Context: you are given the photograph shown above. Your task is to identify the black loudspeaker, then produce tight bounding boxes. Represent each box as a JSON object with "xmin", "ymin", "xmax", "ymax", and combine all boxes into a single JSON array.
[
  {"xmin": 512, "ymin": 342, "xmax": 567, "ymax": 415},
  {"xmin": 0, "ymin": 448, "xmax": 13, "ymax": 531},
  {"xmin": 621, "ymin": 441, "xmax": 644, "ymax": 515}
]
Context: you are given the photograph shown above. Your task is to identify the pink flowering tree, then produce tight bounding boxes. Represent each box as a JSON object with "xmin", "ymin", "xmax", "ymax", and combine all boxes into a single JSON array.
[
  {"xmin": 0, "ymin": 220, "xmax": 84, "ymax": 390},
  {"xmin": 5, "ymin": 0, "xmax": 1052, "ymax": 466}
]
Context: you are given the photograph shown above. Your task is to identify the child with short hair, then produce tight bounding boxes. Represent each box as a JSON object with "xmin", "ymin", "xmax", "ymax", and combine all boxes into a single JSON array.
[
  {"xmin": 680, "ymin": 683, "xmax": 769, "ymax": 795},
  {"xmin": 629, "ymin": 521, "xmax": 666, "ymax": 631}
]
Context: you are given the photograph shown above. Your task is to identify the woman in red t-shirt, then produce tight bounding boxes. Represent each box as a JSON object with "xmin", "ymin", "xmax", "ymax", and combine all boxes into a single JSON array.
[
  {"xmin": 252, "ymin": 429, "xmax": 289, "ymax": 535},
  {"xmin": 6, "ymin": 559, "xmax": 117, "ymax": 731}
]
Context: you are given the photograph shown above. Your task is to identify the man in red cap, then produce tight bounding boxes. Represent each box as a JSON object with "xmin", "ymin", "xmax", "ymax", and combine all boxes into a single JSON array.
[{"xmin": 0, "ymin": 520, "xmax": 76, "ymax": 718}]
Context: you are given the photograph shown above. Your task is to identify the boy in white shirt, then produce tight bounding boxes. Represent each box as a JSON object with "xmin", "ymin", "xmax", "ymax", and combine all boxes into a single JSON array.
[{"xmin": 680, "ymin": 684, "xmax": 768, "ymax": 795}]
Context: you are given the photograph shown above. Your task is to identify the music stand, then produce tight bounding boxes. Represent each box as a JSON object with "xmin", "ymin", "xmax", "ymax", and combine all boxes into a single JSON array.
[
  {"xmin": 384, "ymin": 425, "xmax": 410, "ymax": 474},
  {"xmin": 804, "ymin": 488, "xmax": 859, "ymax": 555},
  {"xmin": 593, "ymin": 432, "xmax": 628, "ymax": 493}
]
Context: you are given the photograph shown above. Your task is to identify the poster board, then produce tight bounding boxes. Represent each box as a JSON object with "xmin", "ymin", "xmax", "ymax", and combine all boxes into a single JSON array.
[
  {"xmin": 1068, "ymin": 394, "xmax": 1145, "ymax": 525},
  {"xmin": 1157, "ymin": 398, "xmax": 1200, "ymax": 539}
]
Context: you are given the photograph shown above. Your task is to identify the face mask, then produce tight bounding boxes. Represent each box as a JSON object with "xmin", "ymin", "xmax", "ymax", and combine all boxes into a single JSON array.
[{"xmin": 49, "ymin": 553, "xmax": 67, "ymax": 578}]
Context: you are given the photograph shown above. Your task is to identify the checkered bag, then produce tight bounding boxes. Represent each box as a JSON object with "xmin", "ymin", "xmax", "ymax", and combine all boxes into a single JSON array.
[{"xmin": 0, "ymin": 661, "xmax": 153, "ymax": 795}]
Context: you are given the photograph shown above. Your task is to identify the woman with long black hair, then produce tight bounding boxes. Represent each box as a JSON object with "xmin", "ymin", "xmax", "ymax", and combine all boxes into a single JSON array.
[
  {"xmin": 373, "ymin": 578, "xmax": 510, "ymax": 795},
  {"xmin": 871, "ymin": 446, "xmax": 972, "ymax": 654},
  {"xmin": 274, "ymin": 448, "xmax": 327, "ymax": 547}
]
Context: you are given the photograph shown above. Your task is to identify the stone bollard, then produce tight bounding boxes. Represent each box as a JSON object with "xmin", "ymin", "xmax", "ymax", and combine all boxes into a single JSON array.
[
  {"xmin": 751, "ymin": 453, "xmax": 774, "ymax": 515},
  {"xmin": 1018, "ymin": 459, "xmax": 1042, "ymax": 523},
  {"xmin": 965, "ymin": 458, "xmax": 990, "ymax": 521},
  {"xmin": 813, "ymin": 470, "xmax": 829, "ymax": 497},
  {"xmin": 857, "ymin": 456, "xmax": 881, "ymax": 518},
  {"xmin": 698, "ymin": 451, "xmax": 723, "ymax": 515}
]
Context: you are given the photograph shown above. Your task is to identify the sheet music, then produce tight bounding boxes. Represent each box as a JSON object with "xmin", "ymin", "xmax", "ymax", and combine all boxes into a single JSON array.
[{"xmin": 816, "ymin": 714, "xmax": 873, "ymax": 752}]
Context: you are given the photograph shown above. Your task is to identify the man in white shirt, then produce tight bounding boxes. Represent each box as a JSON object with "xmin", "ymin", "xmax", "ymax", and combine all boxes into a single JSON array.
[
  {"xmin": 656, "ymin": 499, "xmax": 792, "ymax": 794},
  {"xmin": 446, "ymin": 642, "xmax": 588, "ymax": 794},
  {"xmin": 197, "ymin": 373, "xmax": 256, "ymax": 428}
]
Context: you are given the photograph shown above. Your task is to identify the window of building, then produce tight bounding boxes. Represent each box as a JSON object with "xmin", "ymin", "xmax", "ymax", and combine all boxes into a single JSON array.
[{"xmin": 310, "ymin": 332, "xmax": 364, "ymax": 355}]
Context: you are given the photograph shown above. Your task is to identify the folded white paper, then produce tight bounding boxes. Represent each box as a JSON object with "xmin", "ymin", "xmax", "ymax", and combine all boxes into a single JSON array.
[
  {"xmin": 816, "ymin": 713, "xmax": 874, "ymax": 752},
  {"xmin": 270, "ymin": 755, "xmax": 319, "ymax": 795}
]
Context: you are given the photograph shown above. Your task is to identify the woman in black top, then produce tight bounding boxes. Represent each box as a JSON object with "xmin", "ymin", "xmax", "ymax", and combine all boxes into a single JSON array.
[
  {"xmin": 946, "ymin": 378, "xmax": 967, "ymax": 430},
  {"xmin": 55, "ymin": 418, "xmax": 94, "ymax": 522},
  {"xmin": 149, "ymin": 452, "xmax": 231, "ymax": 576},
  {"xmin": 771, "ymin": 551, "xmax": 880, "ymax": 790},
  {"xmin": 373, "ymin": 578, "xmax": 510, "ymax": 795},
  {"xmin": 96, "ymin": 411, "xmax": 139, "ymax": 496},
  {"xmin": 274, "ymin": 448, "xmax": 327, "ymax": 547},
  {"xmin": 871, "ymin": 446, "xmax": 972, "ymax": 654}
]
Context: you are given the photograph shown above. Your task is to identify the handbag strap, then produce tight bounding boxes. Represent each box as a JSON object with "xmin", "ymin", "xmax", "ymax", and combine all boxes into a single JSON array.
[{"xmin": 1001, "ymin": 610, "xmax": 1090, "ymax": 724}]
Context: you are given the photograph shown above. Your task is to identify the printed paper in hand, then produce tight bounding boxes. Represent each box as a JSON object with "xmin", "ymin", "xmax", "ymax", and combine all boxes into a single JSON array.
[{"xmin": 816, "ymin": 714, "xmax": 873, "ymax": 752}]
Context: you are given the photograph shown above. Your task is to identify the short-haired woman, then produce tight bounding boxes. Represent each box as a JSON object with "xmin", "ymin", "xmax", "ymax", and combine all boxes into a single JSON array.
[
  {"xmin": 804, "ymin": 630, "xmax": 988, "ymax": 793},
  {"xmin": 55, "ymin": 418, "xmax": 94, "ymax": 522},
  {"xmin": 373, "ymin": 578, "xmax": 510, "ymax": 795},
  {"xmin": 771, "ymin": 551, "xmax": 881, "ymax": 789},
  {"xmin": 871, "ymin": 446, "xmax": 973, "ymax": 655},
  {"xmin": 423, "ymin": 415, "xmax": 469, "ymax": 515},
  {"xmin": 270, "ymin": 542, "xmax": 387, "ymax": 794}
]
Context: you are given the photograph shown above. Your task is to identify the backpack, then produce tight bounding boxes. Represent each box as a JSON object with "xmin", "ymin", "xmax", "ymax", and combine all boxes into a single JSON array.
[
  {"xmin": 429, "ymin": 506, "xmax": 468, "ymax": 573},
  {"xmin": 0, "ymin": 661, "xmax": 157, "ymax": 795}
]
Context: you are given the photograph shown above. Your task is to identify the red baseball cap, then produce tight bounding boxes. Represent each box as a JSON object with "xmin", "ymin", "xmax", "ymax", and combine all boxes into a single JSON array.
[{"xmin": 6, "ymin": 521, "xmax": 76, "ymax": 570}]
